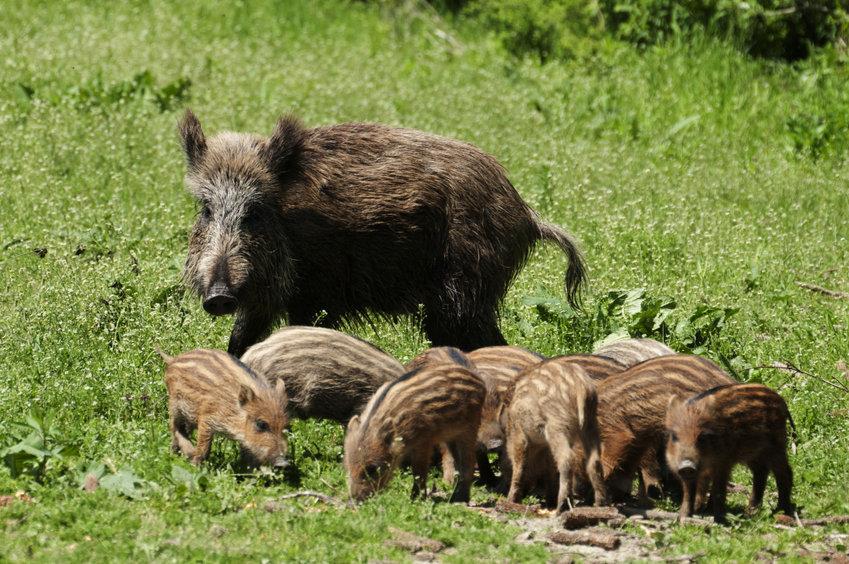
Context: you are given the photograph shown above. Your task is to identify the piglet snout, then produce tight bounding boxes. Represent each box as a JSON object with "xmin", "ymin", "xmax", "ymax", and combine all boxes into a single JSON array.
[
  {"xmin": 677, "ymin": 459, "xmax": 698, "ymax": 479},
  {"xmin": 272, "ymin": 456, "xmax": 290, "ymax": 470}
]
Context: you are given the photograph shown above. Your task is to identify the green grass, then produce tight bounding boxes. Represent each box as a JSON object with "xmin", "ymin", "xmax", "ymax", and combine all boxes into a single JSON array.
[{"xmin": 1, "ymin": 0, "xmax": 849, "ymax": 560}]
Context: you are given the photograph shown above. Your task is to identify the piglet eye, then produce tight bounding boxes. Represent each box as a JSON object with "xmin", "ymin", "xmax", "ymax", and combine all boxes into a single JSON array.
[
  {"xmin": 668, "ymin": 431, "xmax": 678, "ymax": 443},
  {"xmin": 255, "ymin": 419, "xmax": 270, "ymax": 433}
]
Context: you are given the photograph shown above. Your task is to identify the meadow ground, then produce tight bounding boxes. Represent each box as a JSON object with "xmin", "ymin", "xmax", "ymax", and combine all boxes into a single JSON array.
[{"xmin": 1, "ymin": 1, "xmax": 848, "ymax": 561}]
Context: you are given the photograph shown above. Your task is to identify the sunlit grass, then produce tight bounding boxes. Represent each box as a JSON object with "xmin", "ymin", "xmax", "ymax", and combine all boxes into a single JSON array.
[{"xmin": 1, "ymin": 0, "xmax": 848, "ymax": 559}]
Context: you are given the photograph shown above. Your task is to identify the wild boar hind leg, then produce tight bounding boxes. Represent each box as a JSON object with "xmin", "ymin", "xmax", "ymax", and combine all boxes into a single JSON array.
[
  {"xmin": 747, "ymin": 461, "xmax": 769, "ymax": 513},
  {"xmin": 169, "ymin": 409, "xmax": 196, "ymax": 458},
  {"xmin": 506, "ymin": 433, "xmax": 529, "ymax": 504},
  {"xmin": 422, "ymin": 304, "xmax": 507, "ymax": 351},
  {"xmin": 546, "ymin": 432, "xmax": 575, "ymax": 512},
  {"xmin": 770, "ymin": 453, "xmax": 795, "ymax": 515}
]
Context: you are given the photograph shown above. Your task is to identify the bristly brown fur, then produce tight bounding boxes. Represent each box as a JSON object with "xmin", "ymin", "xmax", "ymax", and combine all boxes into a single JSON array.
[
  {"xmin": 240, "ymin": 326, "xmax": 405, "ymax": 424},
  {"xmin": 178, "ymin": 112, "xmax": 587, "ymax": 356},
  {"xmin": 666, "ymin": 383, "xmax": 795, "ymax": 523},
  {"xmin": 162, "ymin": 348, "xmax": 288, "ymax": 467},
  {"xmin": 505, "ymin": 360, "xmax": 606, "ymax": 512},
  {"xmin": 593, "ymin": 338, "xmax": 675, "ymax": 369},
  {"xmin": 585, "ymin": 355, "xmax": 735, "ymax": 501},
  {"xmin": 404, "ymin": 346, "xmax": 474, "ymax": 372},
  {"xmin": 343, "ymin": 363, "xmax": 485, "ymax": 503}
]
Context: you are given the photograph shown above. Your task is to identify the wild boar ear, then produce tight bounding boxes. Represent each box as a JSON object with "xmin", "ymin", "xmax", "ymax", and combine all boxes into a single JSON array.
[
  {"xmin": 262, "ymin": 115, "xmax": 305, "ymax": 177},
  {"xmin": 178, "ymin": 109, "xmax": 207, "ymax": 170},
  {"xmin": 665, "ymin": 396, "xmax": 682, "ymax": 422},
  {"xmin": 346, "ymin": 415, "xmax": 361, "ymax": 434},
  {"xmin": 274, "ymin": 379, "xmax": 287, "ymax": 402},
  {"xmin": 238, "ymin": 384, "xmax": 255, "ymax": 407}
]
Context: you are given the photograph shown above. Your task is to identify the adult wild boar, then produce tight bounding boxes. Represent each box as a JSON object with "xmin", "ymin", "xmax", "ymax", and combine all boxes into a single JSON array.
[{"xmin": 178, "ymin": 111, "xmax": 586, "ymax": 356}]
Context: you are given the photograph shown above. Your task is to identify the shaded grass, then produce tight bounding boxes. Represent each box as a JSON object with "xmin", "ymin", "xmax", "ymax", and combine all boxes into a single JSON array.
[{"xmin": 1, "ymin": 0, "xmax": 848, "ymax": 560}]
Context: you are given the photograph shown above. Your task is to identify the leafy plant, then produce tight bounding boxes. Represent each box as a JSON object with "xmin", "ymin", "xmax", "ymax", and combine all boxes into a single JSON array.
[
  {"xmin": 77, "ymin": 461, "xmax": 153, "ymax": 499},
  {"xmin": 67, "ymin": 70, "xmax": 191, "ymax": 112},
  {"xmin": 1, "ymin": 410, "xmax": 78, "ymax": 482}
]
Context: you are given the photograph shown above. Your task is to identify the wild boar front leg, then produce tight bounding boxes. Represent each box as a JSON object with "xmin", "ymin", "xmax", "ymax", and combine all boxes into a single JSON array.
[
  {"xmin": 637, "ymin": 447, "xmax": 663, "ymax": 505},
  {"xmin": 227, "ymin": 308, "xmax": 274, "ymax": 357},
  {"xmin": 191, "ymin": 420, "xmax": 214, "ymax": 465},
  {"xmin": 439, "ymin": 443, "xmax": 456, "ymax": 484},
  {"xmin": 678, "ymin": 477, "xmax": 696, "ymax": 522},
  {"xmin": 709, "ymin": 464, "xmax": 732, "ymax": 524},
  {"xmin": 770, "ymin": 453, "xmax": 794, "ymax": 515},
  {"xmin": 694, "ymin": 473, "xmax": 711, "ymax": 513},
  {"xmin": 409, "ymin": 447, "xmax": 432, "ymax": 500},
  {"xmin": 475, "ymin": 444, "xmax": 498, "ymax": 487},
  {"xmin": 448, "ymin": 434, "xmax": 477, "ymax": 503}
]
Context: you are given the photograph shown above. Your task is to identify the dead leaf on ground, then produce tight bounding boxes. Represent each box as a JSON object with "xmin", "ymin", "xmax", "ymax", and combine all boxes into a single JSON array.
[{"xmin": 83, "ymin": 473, "xmax": 100, "ymax": 493}]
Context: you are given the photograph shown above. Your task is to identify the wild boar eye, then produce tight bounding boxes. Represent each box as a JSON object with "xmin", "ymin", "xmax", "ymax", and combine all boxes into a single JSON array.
[
  {"xmin": 668, "ymin": 431, "xmax": 678, "ymax": 443},
  {"xmin": 255, "ymin": 419, "xmax": 270, "ymax": 433},
  {"xmin": 199, "ymin": 204, "xmax": 212, "ymax": 221},
  {"xmin": 241, "ymin": 212, "xmax": 261, "ymax": 230}
]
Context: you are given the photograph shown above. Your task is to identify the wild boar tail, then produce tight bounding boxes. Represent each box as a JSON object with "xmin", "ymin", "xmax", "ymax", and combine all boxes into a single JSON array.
[
  {"xmin": 536, "ymin": 220, "xmax": 587, "ymax": 309},
  {"xmin": 786, "ymin": 408, "xmax": 798, "ymax": 456},
  {"xmin": 155, "ymin": 347, "xmax": 173, "ymax": 365}
]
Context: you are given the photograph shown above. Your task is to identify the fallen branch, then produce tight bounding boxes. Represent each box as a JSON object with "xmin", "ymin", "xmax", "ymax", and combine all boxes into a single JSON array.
[
  {"xmin": 775, "ymin": 514, "xmax": 849, "ymax": 527},
  {"xmin": 548, "ymin": 529, "xmax": 621, "ymax": 550},
  {"xmin": 561, "ymin": 506, "xmax": 623, "ymax": 530},
  {"xmin": 755, "ymin": 361, "xmax": 849, "ymax": 395},
  {"xmin": 796, "ymin": 282, "xmax": 849, "ymax": 300}
]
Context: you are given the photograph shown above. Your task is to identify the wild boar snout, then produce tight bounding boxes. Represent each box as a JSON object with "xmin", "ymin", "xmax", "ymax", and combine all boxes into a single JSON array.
[
  {"xmin": 203, "ymin": 280, "xmax": 237, "ymax": 315},
  {"xmin": 677, "ymin": 459, "xmax": 698, "ymax": 479}
]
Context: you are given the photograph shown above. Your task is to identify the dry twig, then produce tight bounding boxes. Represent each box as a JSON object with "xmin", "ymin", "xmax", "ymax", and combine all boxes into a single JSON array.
[
  {"xmin": 775, "ymin": 514, "xmax": 849, "ymax": 527},
  {"xmin": 755, "ymin": 361, "xmax": 849, "ymax": 395},
  {"xmin": 796, "ymin": 282, "xmax": 849, "ymax": 299}
]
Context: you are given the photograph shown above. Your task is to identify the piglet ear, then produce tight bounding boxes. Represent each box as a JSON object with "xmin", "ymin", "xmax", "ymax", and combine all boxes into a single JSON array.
[
  {"xmin": 238, "ymin": 384, "xmax": 254, "ymax": 407},
  {"xmin": 178, "ymin": 109, "xmax": 207, "ymax": 170},
  {"xmin": 665, "ymin": 395, "xmax": 683, "ymax": 425},
  {"xmin": 262, "ymin": 115, "xmax": 306, "ymax": 178},
  {"xmin": 274, "ymin": 379, "xmax": 288, "ymax": 403},
  {"xmin": 346, "ymin": 415, "xmax": 361, "ymax": 434}
]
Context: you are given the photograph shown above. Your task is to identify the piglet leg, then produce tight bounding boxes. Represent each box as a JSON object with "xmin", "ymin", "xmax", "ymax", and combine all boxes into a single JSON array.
[{"xmin": 191, "ymin": 420, "xmax": 214, "ymax": 465}]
